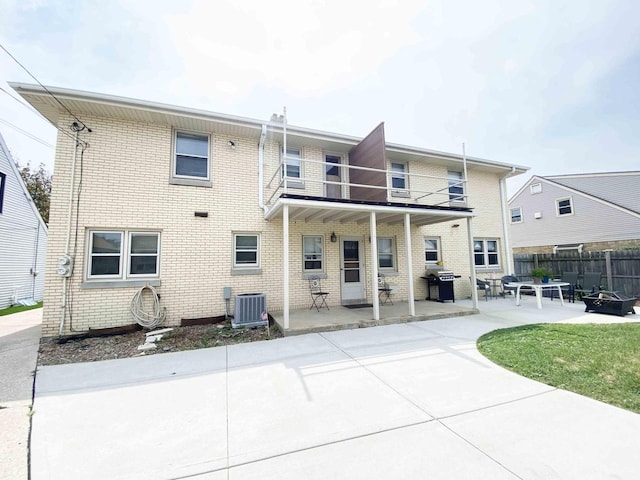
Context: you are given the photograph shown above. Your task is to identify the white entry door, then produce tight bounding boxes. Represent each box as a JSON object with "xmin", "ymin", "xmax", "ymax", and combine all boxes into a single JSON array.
[{"xmin": 340, "ymin": 237, "xmax": 365, "ymax": 303}]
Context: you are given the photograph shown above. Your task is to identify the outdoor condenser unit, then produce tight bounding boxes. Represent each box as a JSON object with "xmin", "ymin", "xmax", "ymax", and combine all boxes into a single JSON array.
[{"xmin": 233, "ymin": 293, "xmax": 268, "ymax": 329}]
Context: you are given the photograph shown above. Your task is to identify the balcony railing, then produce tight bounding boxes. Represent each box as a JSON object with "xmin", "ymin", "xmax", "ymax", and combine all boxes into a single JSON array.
[{"xmin": 266, "ymin": 156, "xmax": 468, "ymax": 208}]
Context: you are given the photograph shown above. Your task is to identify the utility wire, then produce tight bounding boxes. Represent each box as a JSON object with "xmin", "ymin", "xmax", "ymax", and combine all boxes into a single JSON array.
[
  {"xmin": 0, "ymin": 85, "xmax": 90, "ymax": 149},
  {"xmin": 0, "ymin": 118, "xmax": 54, "ymax": 148},
  {"xmin": 0, "ymin": 86, "xmax": 46, "ymax": 119},
  {"xmin": 0, "ymin": 43, "xmax": 91, "ymax": 132}
]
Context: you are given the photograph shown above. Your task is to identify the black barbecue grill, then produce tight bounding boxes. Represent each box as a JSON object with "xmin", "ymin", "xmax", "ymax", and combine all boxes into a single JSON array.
[{"xmin": 421, "ymin": 271, "xmax": 459, "ymax": 302}]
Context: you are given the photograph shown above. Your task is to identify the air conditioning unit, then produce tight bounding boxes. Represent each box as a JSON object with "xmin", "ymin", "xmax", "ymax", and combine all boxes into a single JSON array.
[{"xmin": 233, "ymin": 293, "xmax": 268, "ymax": 329}]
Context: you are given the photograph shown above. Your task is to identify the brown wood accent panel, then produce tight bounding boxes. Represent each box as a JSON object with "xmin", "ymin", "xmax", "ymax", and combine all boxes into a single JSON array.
[{"xmin": 348, "ymin": 122, "xmax": 387, "ymax": 201}]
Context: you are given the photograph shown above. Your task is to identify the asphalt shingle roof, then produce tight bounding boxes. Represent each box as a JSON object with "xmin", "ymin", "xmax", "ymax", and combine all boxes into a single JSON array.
[{"xmin": 546, "ymin": 172, "xmax": 640, "ymax": 214}]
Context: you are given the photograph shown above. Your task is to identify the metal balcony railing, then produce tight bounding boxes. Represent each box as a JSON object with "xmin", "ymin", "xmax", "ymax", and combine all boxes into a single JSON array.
[{"xmin": 266, "ymin": 156, "xmax": 468, "ymax": 207}]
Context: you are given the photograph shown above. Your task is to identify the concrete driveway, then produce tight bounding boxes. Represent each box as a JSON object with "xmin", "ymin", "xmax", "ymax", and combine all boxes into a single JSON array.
[
  {"xmin": 32, "ymin": 299, "xmax": 640, "ymax": 479},
  {"xmin": 0, "ymin": 308, "xmax": 42, "ymax": 480}
]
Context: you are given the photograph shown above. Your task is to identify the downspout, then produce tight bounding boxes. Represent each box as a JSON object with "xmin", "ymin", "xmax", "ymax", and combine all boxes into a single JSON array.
[
  {"xmin": 59, "ymin": 129, "xmax": 80, "ymax": 336},
  {"xmin": 258, "ymin": 124, "xmax": 268, "ymax": 213},
  {"xmin": 500, "ymin": 167, "xmax": 517, "ymax": 275},
  {"xmin": 32, "ymin": 221, "xmax": 40, "ymax": 299}
]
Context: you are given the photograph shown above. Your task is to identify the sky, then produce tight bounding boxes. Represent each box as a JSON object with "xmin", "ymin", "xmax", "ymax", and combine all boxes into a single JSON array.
[{"xmin": 1, "ymin": 0, "xmax": 639, "ymax": 197}]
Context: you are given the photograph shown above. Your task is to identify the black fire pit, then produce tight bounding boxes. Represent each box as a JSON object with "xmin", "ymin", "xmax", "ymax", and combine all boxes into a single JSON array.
[{"xmin": 582, "ymin": 291, "xmax": 637, "ymax": 317}]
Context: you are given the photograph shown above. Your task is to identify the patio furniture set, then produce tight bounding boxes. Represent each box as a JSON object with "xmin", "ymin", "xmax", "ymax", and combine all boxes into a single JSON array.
[{"xmin": 476, "ymin": 272, "xmax": 636, "ymax": 316}]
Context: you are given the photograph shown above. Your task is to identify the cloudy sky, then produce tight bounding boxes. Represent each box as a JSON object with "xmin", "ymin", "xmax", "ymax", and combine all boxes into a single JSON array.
[{"xmin": 1, "ymin": 0, "xmax": 638, "ymax": 196}]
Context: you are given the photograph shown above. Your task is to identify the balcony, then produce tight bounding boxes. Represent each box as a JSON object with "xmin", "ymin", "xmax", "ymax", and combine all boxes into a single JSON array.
[{"xmin": 265, "ymin": 155, "xmax": 471, "ymax": 226}]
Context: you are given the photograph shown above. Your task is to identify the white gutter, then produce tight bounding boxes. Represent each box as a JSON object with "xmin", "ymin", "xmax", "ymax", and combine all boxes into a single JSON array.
[{"xmin": 258, "ymin": 124, "xmax": 267, "ymax": 213}]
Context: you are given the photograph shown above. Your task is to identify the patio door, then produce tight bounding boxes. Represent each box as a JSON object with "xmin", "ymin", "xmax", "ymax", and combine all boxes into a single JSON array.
[
  {"xmin": 324, "ymin": 154, "xmax": 343, "ymax": 199},
  {"xmin": 340, "ymin": 237, "xmax": 365, "ymax": 304}
]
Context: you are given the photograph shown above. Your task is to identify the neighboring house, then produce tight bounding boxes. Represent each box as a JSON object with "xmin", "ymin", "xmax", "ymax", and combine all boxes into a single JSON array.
[
  {"xmin": 11, "ymin": 82, "xmax": 528, "ymax": 337},
  {"xmin": 508, "ymin": 172, "xmax": 640, "ymax": 254},
  {"xmin": 0, "ymin": 132, "xmax": 48, "ymax": 309}
]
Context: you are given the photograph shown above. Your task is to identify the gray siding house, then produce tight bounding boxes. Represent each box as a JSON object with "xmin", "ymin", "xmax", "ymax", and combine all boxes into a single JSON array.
[
  {"xmin": 508, "ymin": 172, "xmax": 640, "ymax": 254},
  {"xmin": 0, "ymin": 133, "xmax": 48, "ymax": 309}
]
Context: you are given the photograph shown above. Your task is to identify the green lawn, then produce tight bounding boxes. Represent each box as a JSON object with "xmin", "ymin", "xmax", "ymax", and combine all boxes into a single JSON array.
[
  {"xmin": 477, "ymin": 323, "xmax": 640, "ymax": 414},
  {"xmin": 0, "ymin": 302, "xmax": 43, "ymax": 316}
]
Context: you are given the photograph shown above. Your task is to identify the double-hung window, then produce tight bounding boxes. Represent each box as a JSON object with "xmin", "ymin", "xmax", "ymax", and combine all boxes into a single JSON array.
[
  {"xmin": 282, "ymin": 147, "xmax": 303, "ymax": 187},
  {"xmin": 174, "ymin": 131, "xmax": 210, "ymax": 181},
  {"xmin": 88, "ymin": 230, "xmax": 160, "ymax": 280},
  {"xmin": 448, "ymin": 171, "xmax": 465, "ymax": 203},
  {"xmin": 377, "ymin": 237, "xmax": 396, "ymax": 271},
  {"xmin": 510, "ymin": 207, "xmax": 523, "ymax": 223},
  {"xmin": 303, "ymin": 235, "xmax": 323, "ymax": 272},
  {"xmin": 473, "ymin": 239, "xmax": 499, "ymax": 268},
  {"xmin": 424, "ymin": 237, "xmax": 441, "ymax": 266},
  {"xmin": 390, "ymin": 162, "xmax": 408, "ymax": 195},
  {"xmin": 234, "ymin": 234, "xmax": 260, "ymax": 268},
  {"xmin": 129, "ymin": 233, "xmax": 160, "ymax": 276},
  {"xmin": 556, "ymin": 197, "xmax": 573, "ymax": 216}
]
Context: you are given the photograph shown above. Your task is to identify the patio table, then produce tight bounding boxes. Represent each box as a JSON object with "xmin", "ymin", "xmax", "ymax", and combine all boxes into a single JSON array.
[{"xmin": 506, "ymin": 281, "xmax": 570, "ymax": 309}]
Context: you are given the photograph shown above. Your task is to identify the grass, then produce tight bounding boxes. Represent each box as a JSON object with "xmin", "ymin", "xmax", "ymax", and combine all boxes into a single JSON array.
[
  {"xmin": 0, "ymin": 302, "xmax": 43, "ymax": 316},
  {"xmin": 477, "ymin": 323, "xmax": 640, "ymax": 414}
]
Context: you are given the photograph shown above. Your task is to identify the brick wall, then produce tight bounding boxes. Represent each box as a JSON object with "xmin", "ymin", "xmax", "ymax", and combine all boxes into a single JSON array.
[{"xmin": 42, "ymin": 113, "xmax": 510, "ymax": 336}]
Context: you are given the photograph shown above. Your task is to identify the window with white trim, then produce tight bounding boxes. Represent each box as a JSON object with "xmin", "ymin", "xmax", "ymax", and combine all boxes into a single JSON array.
[
  {"xmin": 88, "ymin": 230, "xmax": 160, "ymax": 279},
  {"xmin": 530, "ymin": 182, "xmax": 542, "ymax": 194},
  {"xmin": 424, "ymin": 237, "xmax": 441, "ymax": 265},
  {"xmin": 303, "ymin": 235, "xmax": 323, "ymax": 272},
  {"xmin": 128, "ymin": 233, "xmax": 160, "ymax": 276},
  {"xmin": 510, "ymin": 207, "xmax": 523, "ymax": 223},
  {"xmin": 282, "ymin": 147, "xmax": 302, "ymax": 183},
  {"xmin": 448, "ymin": 171, "xmax": 465, "ymax": 203},
  {"xmin": 391, "ymin": 162, "xmax": 407, "ymax": 191},
  {"xmin": 174, "ymin": 131, "xmax": 209, "ymax": 180},
  {"xmin": 377, "ymin": 237, "xmax": 396, "ymax": 271},
  {"xmin": 474, "ymin": 238, "xmax": 499, "ymax": 267},
  {"xmin": 556, "ymin": 197, "xmax": 573, "ymax": 216},
  {"xmin": 234, "ymin": 234, "xmax": 260, "ymax": 268}
]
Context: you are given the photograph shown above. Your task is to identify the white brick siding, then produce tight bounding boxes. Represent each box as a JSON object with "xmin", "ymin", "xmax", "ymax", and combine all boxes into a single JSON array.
[{"xmin": 41, "ymin": 113, "xmax": 509, "ymax": 336}]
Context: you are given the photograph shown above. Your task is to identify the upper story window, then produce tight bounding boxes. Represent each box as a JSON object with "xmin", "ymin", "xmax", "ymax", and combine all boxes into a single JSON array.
[
  {"xmin": 424, "ymin": 237, "xmax": 441, "ymax": 266},
  {"xmin": 474, "ymin": 238, "xmax": 499, "ymax": 268},
  {"xmin": 281, "ymin": 147, "xmax": 304, "ymax": 189},
  {"xmin": 88, "ymin": 230, "xmax": 160, "ymax": 280},
  {"xmin": 556, "ymin": 197, "xmax": 573, "ymax": 216},
  {"xmin": 174, "ymin": 132, "xmax": 209, "ymax": 180},
  {"xmin": 303, "ymin": 235, "xmax": 323, "ymax": 272},
  {"xmin": 391, "ymin": 162, "xmax": 407, "ymax": 190},
  {"xmin": 510, "ymin": 207, "xmax": 523, "ymax": 223},
  {"xmin": 0, "ymin": 172, "xmax": 6, "ymax": 214},
  {"xmin": 530, "ymin": 182, "xmax": 542, "ymax": 194},
  {"xmin": 377, "ymin": 237, "xmax": 396, "ymax": 271},
  {"xmin": 448, "ymin": 171, "xmax": 465, "ymax": 203}
]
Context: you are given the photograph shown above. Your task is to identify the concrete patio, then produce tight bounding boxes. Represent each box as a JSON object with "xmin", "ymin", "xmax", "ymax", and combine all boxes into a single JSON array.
[
  {"xmin": 272, "ymin": 298, "xmax": 478, "ymax": 335},
  {"xmin": 30, "ymin": 298, "xmax": 639, "ymax": 479}
]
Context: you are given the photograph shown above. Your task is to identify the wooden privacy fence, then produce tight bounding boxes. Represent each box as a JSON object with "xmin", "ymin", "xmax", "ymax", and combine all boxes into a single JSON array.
[{"xmin": 513, "ymin": 250, "xmax": 640, "ymax": 298}]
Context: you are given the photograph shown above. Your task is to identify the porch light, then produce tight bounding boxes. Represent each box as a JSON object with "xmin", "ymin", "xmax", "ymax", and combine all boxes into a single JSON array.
[{"xmin": 330, "ymin": 232, "xmax": 337, "ymax": 243}]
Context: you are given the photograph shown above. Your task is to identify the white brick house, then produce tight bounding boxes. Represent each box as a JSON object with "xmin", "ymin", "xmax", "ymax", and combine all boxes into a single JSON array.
[{"xmin": 11, "ymin": 82, "xmax": 528, "ymax": 336}]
